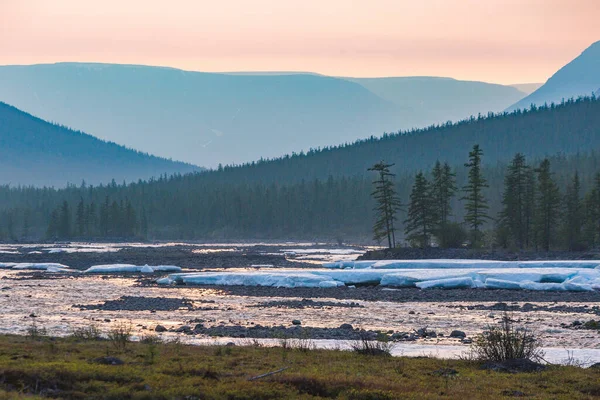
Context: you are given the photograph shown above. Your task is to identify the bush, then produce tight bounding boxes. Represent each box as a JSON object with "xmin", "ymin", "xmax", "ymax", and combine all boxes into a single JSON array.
[
  {"xmin": 351, "ymin": 332, "xmax": 393, "ymax": 356},
  {"xmin": 107, "ymin": 322, "xmax": 132, "ymax": 351},
  {"xmin": 70, "ymin": 324, "xmax": 103, "ymax": 341},
  {"xmin": 470, "ymin": 313, "xmax": 543, "ymax": 362},
  {"xmin": 26, "ymin": 321, "xmax": 47, "ymax": 340},
  {"xmin": 435, "ymin": 222, "xmax": 468, "ymax": 249}
]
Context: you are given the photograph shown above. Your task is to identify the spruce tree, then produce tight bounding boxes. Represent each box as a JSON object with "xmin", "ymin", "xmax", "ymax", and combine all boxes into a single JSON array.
[
  {"xmin": 534, "ymin": 159, "xmax": 561, "ymax": 251},
  {"xmin": 368, "ymin": 161, "xmax": 402, "ymax": 248},
  {"xmin": 431, "ymin": 161, "xmax": 457, "ymax": 245},
  {"xmin": 461, "ymin": 144, "xmax": 490, "ymax": 247},
  {"xmin": 76, "ymin": 198, "xmax": 86, "ymax": 237},
  {"xmin": 58, "ymin": 201, "xmax": 71, "ymax": 239},
  {"xmin": 561, "ymin": 172, "xmax": 584, "ymax": 250},
  {"xmin": 405, "ymin": 172, "xmax": 436, "ymax": 248},
  {"xmin": 498, "ymin": 153, "xmax": 530, "ymax": 249}
]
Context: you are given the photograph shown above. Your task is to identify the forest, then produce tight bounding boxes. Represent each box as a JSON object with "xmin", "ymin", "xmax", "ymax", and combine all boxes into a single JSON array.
[{"xmin": 1, "ymin": 96, "xmax": 600, "ymax": 248}]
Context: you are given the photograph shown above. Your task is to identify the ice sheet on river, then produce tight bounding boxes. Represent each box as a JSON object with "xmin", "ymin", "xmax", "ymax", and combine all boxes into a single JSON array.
[
  {"xmin": 83, "ymin": 264, "xmax": 182, "ymax": 273},
  {"xmin": 323, "ymin": 259, "xmax": 600, "ymax": 270},
  {"xmin": 0, "ymin": 262, "xmax": 74, "ymax": 272},
  {"xmin": 159, "ymin": 261, "xmax": 600, "ymax": 290}
]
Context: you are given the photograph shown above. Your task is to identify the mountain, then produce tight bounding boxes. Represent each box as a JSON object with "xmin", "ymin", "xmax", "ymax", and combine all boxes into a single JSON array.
[
  {"xmin": 509, "ymin": 83, "xmax": 543, "ymax": 95},
  {"xmin": 0, "ymin": 102, "xmax": 199, "ymax": 187},
  {"xmin": 508, "ymin": 41, "xmax": 600, "ymax": 111},
  {"xmin": 0, "ymin": 63, "xmax": 399, "ymax": 167},
  {"xmin": 346, "ymin": 76, "xmax": 526, "ymax": 128},
  {"xmin": 0, "ymin": 63, "xmax": 527, "ymax": 167},
  {"xmin": 1, "ymin": 97, "xmax": 598, "ymax": 241}
]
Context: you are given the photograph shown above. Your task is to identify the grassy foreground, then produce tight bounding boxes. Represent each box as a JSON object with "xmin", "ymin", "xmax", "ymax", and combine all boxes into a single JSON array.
[{"xmin": 0, "ymin": 334, "xmax": 598, "ymax": 399}]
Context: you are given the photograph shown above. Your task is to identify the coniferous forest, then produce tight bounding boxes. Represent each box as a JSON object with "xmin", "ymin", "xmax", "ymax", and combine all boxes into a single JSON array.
[{"xmin": 1, "ymin": 96, "xmax": 600, "ymax": 249}]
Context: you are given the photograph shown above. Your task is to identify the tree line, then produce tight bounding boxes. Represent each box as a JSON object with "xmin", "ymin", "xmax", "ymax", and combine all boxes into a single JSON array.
[
  {"xmin": 0, "ymin": 97, "xmax": 600, "ymax": 245},
  {"xmin": 372, "ymin": 145, "xmax": 600, "ymax": 251}
]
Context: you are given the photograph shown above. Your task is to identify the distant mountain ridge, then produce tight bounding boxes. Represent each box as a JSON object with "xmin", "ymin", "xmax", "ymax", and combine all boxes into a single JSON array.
[
  {"xmin": 0, "ymin": 102, "xmax": 200, "ymax": 187},
  {"xmin": 508, "ymin": 40, "xmax": 600, "ymax": 111},
  {"xmin": 0, "ymin": 63, "xmax": 527, "ymax": 167}
]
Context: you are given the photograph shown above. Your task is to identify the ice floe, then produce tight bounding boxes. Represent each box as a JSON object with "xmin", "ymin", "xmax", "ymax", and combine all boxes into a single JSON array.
[
  {"xmin": 0, "ymin": 262, "xmax": 74, "ymax": 272},
  {"xmin": 158, "ymin": 259, "xmax": 600, "ymax": 291},
  {"xmin": 83, "ymin": 264, "xmax": 182, "ymax": 274}
]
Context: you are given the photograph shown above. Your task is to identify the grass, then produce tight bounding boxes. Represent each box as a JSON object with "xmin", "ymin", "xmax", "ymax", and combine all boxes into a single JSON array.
[{"xmin": 0, "ymin": 334, "xmax": 598, "ymax": 399}]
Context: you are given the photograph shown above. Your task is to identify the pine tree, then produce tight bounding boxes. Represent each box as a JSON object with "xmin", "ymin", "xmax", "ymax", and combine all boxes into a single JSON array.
[
  {"xmin": 498, "ymin": 153, "xmax": 530, "ymax": 249},
  {"xmin": 46, "ymin": 209, "xmax": 60, "ymax": 239},
  {"xmin": 534, "ymin": 159, "xmax": 561, "ymax": 251},
  {"xmin": 58, "ymin": 201, "xmax": 71, "ymax": 239},
  {"xmin": 561, "ymin": 172, "xmax": 584, "ymax": 250},
  {"xmin": 583, "ymin": 173, "xmax": 600, "ymax": 248},
  {"xmin": 76, "ymin": 198, "xmax": 86, "ymax": 237},
  {"xmin": 404, "ymin": 172, "xmax": 436, "ymax": 248},
  {"xmin": 461, "ymin": 145, "xmax": 490, "ymax": 247},
  {"xmin": 524, "ymin": 167, "xmax": 536, "ymax": 248},
  {"xmin": 431, "ymin": 161, "xmax": 457, "ymax": 246},
  {"xmin": 368, "ymin": 161, "xmax": 402, "ymax": 248}
]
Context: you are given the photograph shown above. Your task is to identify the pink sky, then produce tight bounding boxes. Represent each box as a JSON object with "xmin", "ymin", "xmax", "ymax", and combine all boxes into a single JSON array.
[{"xmin": 1, "ymin": 0, "xmax": 598, "ymax": 84}]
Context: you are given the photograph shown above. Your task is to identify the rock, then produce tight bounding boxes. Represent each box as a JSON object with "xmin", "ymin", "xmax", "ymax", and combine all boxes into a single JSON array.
[
  {"xmin": 480, "ymin": 359, "xmax": 546, "ymax": 373},
  {"xmin": 29, "ymin": 313, "xmax": 37, "ymax": 318},
  {"xmin": 461, "ymin": 338, "xmax": 473, "ymax": 344},
  {"xmin": 292, "ymin": 319, "xmax": 302, "ymax": 326},
  {"xmin": 339, "ymin": 323, "xmax": 354, "ymax": 330},
  {"xmin": 572, "ymin": 320, "xmax": 582, "ymax": 326},
  {"xmin": 430, "ymin": 368, "xmax": 458, "ymax": 377},
  {"xmin": 154, "ymin": 325, "xmax": 167, "ymax": 332},
  {"xmin": 501, "ymin": 390, "xmax": 528, "ymax": 397},
  {"xmin": 92, "ymin": 356, "xmax": 124, "ymax": 365},
  {"xmin": 225, "ymin": 342, "xmax": 236, "ymax": 346},
  {"xmin": 104, "ymin": 319, "xmax": 111, "ymax": 322},
  {"xmin": 408, "ymin": 311, "xmax": 415, "ymax": 315},
  {"xmin": 588, "ymin": 362, "xmax": 600, "ymax": 370},
  {"xmin": 450, "ymin": 330, "xmax": 466, "ymax": 339},
  {"xmin": 175, "ymin": 325, "xmax": 192, "ymax": 333}
]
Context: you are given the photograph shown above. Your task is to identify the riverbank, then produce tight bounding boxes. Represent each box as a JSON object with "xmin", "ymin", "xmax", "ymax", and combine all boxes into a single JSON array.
[{"xmin": 1, "ymin": 334, "xmax": 599, "ymax": 399}]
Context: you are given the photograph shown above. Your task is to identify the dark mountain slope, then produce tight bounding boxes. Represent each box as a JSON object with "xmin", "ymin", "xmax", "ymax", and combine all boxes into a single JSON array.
[{"xmin": 0, "ymin": 102, "xmax": 199, "ymax": 187}]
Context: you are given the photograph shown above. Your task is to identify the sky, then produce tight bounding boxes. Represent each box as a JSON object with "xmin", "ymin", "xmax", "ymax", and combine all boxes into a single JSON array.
[{"xmin": 1, "ymin": 0, "xmax": 599, "ymax": 84}]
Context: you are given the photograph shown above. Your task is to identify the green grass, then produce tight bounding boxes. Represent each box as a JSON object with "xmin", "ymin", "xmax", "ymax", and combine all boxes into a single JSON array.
[{"xmin": 0, "ymin": 334, "xmax": 598, "ymax": 399}]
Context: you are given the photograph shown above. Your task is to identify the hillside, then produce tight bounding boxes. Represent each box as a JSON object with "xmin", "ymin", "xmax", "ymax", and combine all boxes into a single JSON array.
[
  {"xmin": 508, "ymin": 40, "xmax": 600, "ymax": 111},
  {"xmin": 0, "ymin": 63, "xmax": 527, "ymax": 167},
  {"xmin": 0, "ymin": 102, "xmax": 199, "ymax": 187},
  {"xmin": 0, "ymin": 97, "xmax": 599, "ymax": 241},
  {"xmin": 347, "ymin": 76, "xmax": 526, "ymax": 128}
]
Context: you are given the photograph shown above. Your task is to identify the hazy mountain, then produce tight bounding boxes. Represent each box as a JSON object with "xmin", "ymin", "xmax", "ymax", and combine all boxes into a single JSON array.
[
  {"xmin": 346, "ymin": 76, "xmax": 526, "ymax": 128},
  {"xmin": 508, "ymin": 41, "xmax": 600, "ymax": 111},
  {"xmin": 0, "ymin": 102, "xmax": 199, "ymax": 187},
  {"xmin": 0, "ymin": 63, "xmax": 399, "ymax": 167},
  {"xmin": 0, "ymin": 63, "xmax": 527, "ymax": 167},
  {"xmin": 509, "ymin": 83, "xmax": 543, "ymax": 95}
]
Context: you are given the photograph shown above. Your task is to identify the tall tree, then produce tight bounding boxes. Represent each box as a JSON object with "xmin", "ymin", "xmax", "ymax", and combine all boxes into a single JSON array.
[
  {"xmin": 405, "ymin": 172, "xmax": 436, "ymax": 248},
  {"xmin": 58, "ymin": 200, "xmax": 71, "ymax": 239},
  {"xmin": 583, "ymin": 173, "xmax": 600, "ymax": 248},
  {"xmin": 534, "ymin": 159, "xmax": 561, "ymax": 251},
  {"xmin": 498, "ymin": 153, "xmax": 530, "ymax": 249},
  {"xmin": 431, "ymin": 161, "xmax": 457, "ymax": 245},
  {"xmin": 461, "ymin": 144, "xmax": 490, "ymax": 247},
  {"xmin": 76, "ymin": 198, "xmax": 86, "ymax": 237},
  {"xmin": 561, "ymin": 172, "xmax": 584, "ymax": 250},
  {"xmin": 368, "ymin": 161, "xmax": 402, "ymax": 248}
]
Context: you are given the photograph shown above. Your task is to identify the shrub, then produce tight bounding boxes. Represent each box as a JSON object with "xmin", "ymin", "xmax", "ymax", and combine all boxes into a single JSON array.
[
  {"xmin": 70, "ymin": 324, "xmax": 103, "ymax": 341},
  {"xmin": 351, "ymin": 332, "xmax": 393, "ymax": 356},
  {"xmin": 470, "ymin": 313, "xmax": 543, "ymax": 362},
  {"xmin": 107, "ymin": 322, "xmax": 132, "ymax": 351},
  {"xmin": 26, "ymin": 321, "xmax": 47, "ymax": 340}
]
